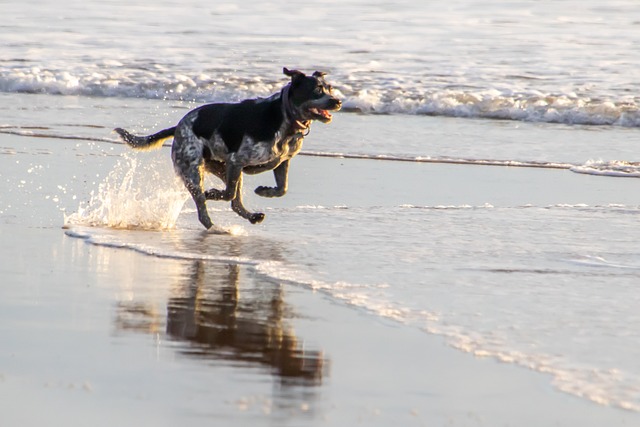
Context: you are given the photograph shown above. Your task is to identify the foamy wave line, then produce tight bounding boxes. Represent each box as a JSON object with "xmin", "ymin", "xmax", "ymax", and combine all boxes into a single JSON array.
[
  {"xmin": 402, "ymin": 203, "xmax": 640, "ymax": 212},
  {"xmin": 64, "ymin": 228, "xmax": 257, "ymax": 265},
  {"xmin": 257, "ymin": 259, "xmax": 640, "ymax": 412},
  {"xmin": 570, "ymin": 160, "xmax": 640, "ymax": 178},
  {"xmin": 400, "ymin": 203, "xmax": 494, "ymax": 210},
  {"xmin": 564, "ymin": 254, "xmax": 640, "ymax": 270},
  {"xmin": 303, "ymin": 152, "xmax": 640, "ymax": 178},
  {"xmin": 345, "ymin": 88, "xmax": 640, "ymax": 127},
  {"xmin": 300, "ymin": 151, "xmax": 575, "ymax": 169},
  {"xmin": 428, "ymin": 323, "xmax": 640, "ymax": 412},
  {"xmin": 0, "ymin": 67, "xmax": 278, "ymax": 104},
  {"xmin": 3, "ymin": 67, "xmax": 640, "ymax": 127}
]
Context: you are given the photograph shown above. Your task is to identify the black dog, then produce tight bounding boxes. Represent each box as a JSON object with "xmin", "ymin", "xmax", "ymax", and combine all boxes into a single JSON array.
[{"xmin": 115, "ymin": 68, "xmax": 341, "ymax": 230}]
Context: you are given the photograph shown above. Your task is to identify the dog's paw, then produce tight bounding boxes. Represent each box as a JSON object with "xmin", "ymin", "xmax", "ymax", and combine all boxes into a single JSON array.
[
  {"xmin": 206, "ymin": 224, "xmax": 231, "ymax": 235},
  {"xmin": 205, "ymin": 188, "xmax": 230, "ymax": 201},
  {"xmin": 255, "ymin": 186, "xmax": 285, "ymax": 198},
  {"xmin": 249, "ymin": 213, "xmax": 265, "ymax": 224},
  {"xmin": 254, "ymin": 186, "xmax": 274, "ymax": 197}
]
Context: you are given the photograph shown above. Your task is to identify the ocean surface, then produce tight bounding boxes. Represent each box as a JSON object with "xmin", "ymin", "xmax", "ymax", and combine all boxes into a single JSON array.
[{"xmin": 3, "ymin": 0, "xmax": 640, "ymax": 415}]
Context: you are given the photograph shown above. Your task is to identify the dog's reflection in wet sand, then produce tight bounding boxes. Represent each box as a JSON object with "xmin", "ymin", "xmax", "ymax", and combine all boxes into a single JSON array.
[{"xmin": 116, "ymin": 260, "xmax": 326, "ymax": 385}]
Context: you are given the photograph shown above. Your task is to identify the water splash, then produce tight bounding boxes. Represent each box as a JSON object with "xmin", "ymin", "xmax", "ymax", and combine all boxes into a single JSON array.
[{"xmin": 64, "ymin": 152, "xmax": 188, "ymax": 230}]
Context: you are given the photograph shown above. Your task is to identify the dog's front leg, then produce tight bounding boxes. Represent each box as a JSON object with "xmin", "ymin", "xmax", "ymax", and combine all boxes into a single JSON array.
[
  {"xmin": 231, "ymin": 174, "xmax": 265, "ymax": 224},
  {"xmin": 255, "ymin": 160, "xmax": 289, "ymax": 198}
]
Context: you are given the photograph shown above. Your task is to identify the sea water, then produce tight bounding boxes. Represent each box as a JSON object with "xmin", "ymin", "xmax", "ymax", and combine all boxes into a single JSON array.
[{"xmin": 3, "ymin": 0, "xmax": 640, "ymax": 413}]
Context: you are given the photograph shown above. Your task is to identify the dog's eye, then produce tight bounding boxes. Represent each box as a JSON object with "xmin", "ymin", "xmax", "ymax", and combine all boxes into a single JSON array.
[{"xmin": 314, "ymin": 85, "xmax": 324, "ymax": 94}]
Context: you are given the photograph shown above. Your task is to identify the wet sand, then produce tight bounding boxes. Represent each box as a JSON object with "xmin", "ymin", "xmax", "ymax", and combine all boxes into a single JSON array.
[
  {"xmin": 2, "ymin": 93, "xmax": 640, "ymax": 426},
  {"xmin": 2, "ymin": 221, "xmax": 639, "ymax": 426}
]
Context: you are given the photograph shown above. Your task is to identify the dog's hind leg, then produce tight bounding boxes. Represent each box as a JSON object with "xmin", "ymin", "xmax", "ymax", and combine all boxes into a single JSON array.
[
  {"xmin": 202, "ymin": 158, "xmax": 226, "ymax": 201},
  {"xmin": 202, "ymin": 156, "xmax": 243, "ymax": 203},
  {"xmin": 203, "ymin": 158, "xmax": 264, "ymax": 224},
  {"xmin": 183, "ymin": 166, "xmax": 213, "ymax": 230},
  {"xmin": 172, "ymin": 136, "xmax": 213, "ymax": 230},
  {"xmin": 204, "ymin": 171, "xmax": 265, "ymax": 224}
]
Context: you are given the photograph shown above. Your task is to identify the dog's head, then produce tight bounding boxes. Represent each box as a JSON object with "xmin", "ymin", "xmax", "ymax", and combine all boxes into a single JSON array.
[{"xmin": 283, "ymin": 67, "xmax": 342, "ymax": 123}]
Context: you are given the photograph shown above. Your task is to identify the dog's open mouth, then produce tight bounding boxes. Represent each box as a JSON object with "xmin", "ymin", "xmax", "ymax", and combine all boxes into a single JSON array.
[{"xmin": 308, "ymin": 107, "xmax": 333, "ymax": 121}]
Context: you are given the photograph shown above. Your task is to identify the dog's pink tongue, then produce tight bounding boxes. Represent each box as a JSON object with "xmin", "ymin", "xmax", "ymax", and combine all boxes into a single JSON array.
[{"xmin": 321, "ymin": 109, "xmax": 331, "ymax": 118}]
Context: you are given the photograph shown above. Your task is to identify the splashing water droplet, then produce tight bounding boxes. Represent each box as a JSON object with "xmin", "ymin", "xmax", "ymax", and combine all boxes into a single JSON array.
[{"xmin": 65, "ymin": 152, "xmax": 188, "ymax": 230}]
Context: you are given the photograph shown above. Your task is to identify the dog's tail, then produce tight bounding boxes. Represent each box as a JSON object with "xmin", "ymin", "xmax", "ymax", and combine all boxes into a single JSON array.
[{"xmin": 114, "ymin": 126, "xmax": 176, "ymax": 151}]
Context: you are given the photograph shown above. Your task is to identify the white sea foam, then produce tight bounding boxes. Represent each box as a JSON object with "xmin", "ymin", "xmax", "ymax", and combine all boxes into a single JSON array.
[
  {"xmin": 565, "ymin": 255, "xmax": 640, "ymax": 270},
  {"xmin": 570, "ymin": 160, "xmax": 640, "ymax": 178},
  {"xmin": 2, "ymin": 66, "xmax": 640, "ymax": 127},
  {"xmin": 64, "ymin": 227, "xmax": 256, "ymax": 265},
  {"xmin": 425, "ymin": 320, "xmax": 640, "ymax": 412},
  {"xmin": 400, "ymin": 203, "xmax": 492, "ymax": 210}
]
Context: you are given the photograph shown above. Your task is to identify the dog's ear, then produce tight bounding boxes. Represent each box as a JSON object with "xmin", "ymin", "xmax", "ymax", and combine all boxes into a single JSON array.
[
  {"xmin": 312, "ymin": 71, "xmax": 327, "ymax": 78},
  {"xmin": 283, "ymin": 67, "xmax": 304, "ymax": 77},
  {"xmin": 283, "ymin": 67, "xmax": 305, "ymax": 81}
]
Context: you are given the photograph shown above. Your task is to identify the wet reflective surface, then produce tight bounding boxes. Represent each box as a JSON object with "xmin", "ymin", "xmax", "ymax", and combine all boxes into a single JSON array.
[
  {"xmin": 165, "ymin": 262, "xmax": 325, "ymax": 384},
  {"xmin": 92, "ymin": 227, "xmax": 327, "ymax": 383}
]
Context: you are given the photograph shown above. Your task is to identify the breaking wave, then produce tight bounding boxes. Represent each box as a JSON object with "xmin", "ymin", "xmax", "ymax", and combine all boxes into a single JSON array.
[{"xmin": 3, "ymin": 66, "xmax": 640, "ymax": 127}]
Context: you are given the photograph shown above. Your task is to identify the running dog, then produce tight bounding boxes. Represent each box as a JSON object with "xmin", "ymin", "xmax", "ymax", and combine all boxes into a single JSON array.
[{"xmin": 115, "ymin": 68, "xmax": 341, "ymax": 230}]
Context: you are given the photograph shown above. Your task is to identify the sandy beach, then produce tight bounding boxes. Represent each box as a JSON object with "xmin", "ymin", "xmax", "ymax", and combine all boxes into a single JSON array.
[
  {"xmin": 0, "ymin": 228, "xmax": 638, "ymax": 427},
  {"xmin": 2, "ymin": 91, "xmax": 640, "ymax": 426}
]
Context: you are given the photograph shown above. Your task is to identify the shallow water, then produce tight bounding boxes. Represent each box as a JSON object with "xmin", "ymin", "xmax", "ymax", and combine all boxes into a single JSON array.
[
  {"xmin": 3, "ymin": 0, "xmax": 640, "ymax": 418},
  {"xmin": 4, "ymin": 0, "xmax": 640, "ymax": 129}
]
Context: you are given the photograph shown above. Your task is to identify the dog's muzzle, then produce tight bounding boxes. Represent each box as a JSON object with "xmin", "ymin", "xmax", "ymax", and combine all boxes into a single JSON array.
[{"xmin": 308, "ymin": 97, "xmax": 342, "ymax": 123}]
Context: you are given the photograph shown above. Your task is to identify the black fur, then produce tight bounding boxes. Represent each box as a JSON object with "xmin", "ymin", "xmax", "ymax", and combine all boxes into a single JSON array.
[{"xmin": 192, "ymin": 100, "xmax": 284, "ymax": 153}]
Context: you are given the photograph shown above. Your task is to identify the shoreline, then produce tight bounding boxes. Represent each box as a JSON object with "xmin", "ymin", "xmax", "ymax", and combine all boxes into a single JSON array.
[{"xmin": 2, "ymin": 91, "xmax": 640, "ymax": 425}]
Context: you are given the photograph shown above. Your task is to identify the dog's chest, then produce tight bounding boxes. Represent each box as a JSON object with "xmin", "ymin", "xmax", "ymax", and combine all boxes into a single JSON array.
[
  {"xmin": 276, "ymin": 131, "xmax": 304, "ymax": 158},
  {"xmin": 228, "ymin": 130, "xmax": 304, "ymax": 166}
]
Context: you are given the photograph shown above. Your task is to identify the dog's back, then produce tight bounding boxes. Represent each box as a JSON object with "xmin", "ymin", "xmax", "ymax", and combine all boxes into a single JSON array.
[{"xmin": 190, "ymin": 98, "xmax": 285, "ymax": 153}]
